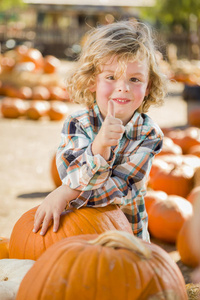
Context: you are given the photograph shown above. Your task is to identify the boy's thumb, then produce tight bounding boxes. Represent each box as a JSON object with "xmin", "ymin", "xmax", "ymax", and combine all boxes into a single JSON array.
[{"xmin": 107, "ymin": 100, "xmax": 115, "ymax": 117}]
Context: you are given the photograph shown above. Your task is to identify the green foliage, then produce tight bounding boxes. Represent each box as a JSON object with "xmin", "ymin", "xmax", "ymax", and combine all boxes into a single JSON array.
[
  {"xmin": 0, "ymin": 0, "xmax": 25, "ymax": 11},
  {"xmin": 140, "ymin": 0, "xmax": 200, "ymax": 32}
]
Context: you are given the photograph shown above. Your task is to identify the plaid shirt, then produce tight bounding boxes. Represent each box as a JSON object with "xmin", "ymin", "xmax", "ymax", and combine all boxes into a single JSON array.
[{"xmin": 56, "ymin": 102, "xmax": 163, "ymax": 242}]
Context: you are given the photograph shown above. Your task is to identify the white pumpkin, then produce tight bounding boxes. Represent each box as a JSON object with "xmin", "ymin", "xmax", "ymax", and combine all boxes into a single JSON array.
[{"xmin": 0, "ymin": 259, "xmax": 35, "ymax": 300}]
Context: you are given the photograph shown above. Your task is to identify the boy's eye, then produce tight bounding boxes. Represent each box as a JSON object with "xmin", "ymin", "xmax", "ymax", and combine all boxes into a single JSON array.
[
  {"xmin": 130, "ymin": 77, "xmax": 140, "ymax": 82},
  {"xmin": 106, "ymin": 75, "xmax": 115, "ymax": 80}
]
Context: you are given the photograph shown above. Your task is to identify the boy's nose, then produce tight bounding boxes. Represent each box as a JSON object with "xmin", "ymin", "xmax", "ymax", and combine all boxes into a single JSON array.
[{"xmin": 116, "ymin": 80, "xmax": 130, "ymax": 92}]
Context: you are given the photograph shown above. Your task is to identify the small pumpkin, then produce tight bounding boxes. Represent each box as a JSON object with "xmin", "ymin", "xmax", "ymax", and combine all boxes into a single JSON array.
[
  {"xmin": 51, "ymin": 154, "xmax": 62, "ymax": 187},
  {"xmin": 25, "ymin": 100, "xmax": 50, "ymax": 120},
  {"xmin": 148, "ymin": 195, "xmax": 193, "ymax": 243},
  {"xmin": 0, "ymin": 258, "xmax": 35, "ymax": 300},
  {"xmin": 144, "ymin": 189, "xmax": 167, "ymax": 214},
  {"xmin": 176, "ymin": 218, "xmax": 199, "ymax": 268},
  {"xmin": 48, "ymin": 86, "xmax": 68, "ymax": 101},
  {"xmin": 1, "ymin": 97, "xmax": 27, "ymax": 119},
  {"xmin": 0, "ymin": 238, "xmax": 9, "ymax": 259},
  {"xmin": 16, "ymin": 231, "xmax": 188, "ymax": 300},
  {"xmin": 188, "ymin": 144, "xmax": 200, "ymax": 157},
  {"xmin": 32, "ymin": 85, "xmax": 50, "ymax": 101},
  {"xmin": 48, "ymin": 101, "xmax": 69, "ymax": 121},
  {"xmin": 43, "ymin": 55, "xmax": 60, "ymax": 74},
  {"xmin": 19, "ymin": 47, "xmax": 44, "ymax": 70},
  {"xmin": 9, "ymin": 205, "xmax": 133, "ymax": 260},
  {"xmin": 188, "ymin": 108, "xmax": 200, "ymax": 127},
  {"xmin": 166, "ymin": 127, "xmax": 200, "ymax": 154},
  {"xmin": 157, "ymin": 136, "xmax": 182, "ymax": 156}
]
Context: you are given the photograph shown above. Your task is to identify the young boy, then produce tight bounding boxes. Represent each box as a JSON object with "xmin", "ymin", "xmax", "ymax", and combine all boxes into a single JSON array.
[{"xmin": 33, "ymin": 20, "xmax": 167, "ymax": 241}]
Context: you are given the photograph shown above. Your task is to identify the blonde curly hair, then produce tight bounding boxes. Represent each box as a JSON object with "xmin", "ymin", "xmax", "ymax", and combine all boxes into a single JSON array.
[{"xmin": 66, "ymin": 20, "xmax": 168, "ymax": 113}]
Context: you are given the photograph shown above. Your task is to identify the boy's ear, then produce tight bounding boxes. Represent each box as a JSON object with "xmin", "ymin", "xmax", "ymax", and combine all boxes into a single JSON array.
[
  {"xmin": 89, "ymin": 83, "xmax": 96, "ymax": 93},
  {"xmin": 145, "ymin": 80, "xmax": 152, "ymax": 96}
]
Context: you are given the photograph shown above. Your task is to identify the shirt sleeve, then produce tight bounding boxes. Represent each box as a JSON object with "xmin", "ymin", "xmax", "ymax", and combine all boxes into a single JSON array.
[{"xmin": 56, "ymin": 116, "xmax": 114, "ymax": 191}]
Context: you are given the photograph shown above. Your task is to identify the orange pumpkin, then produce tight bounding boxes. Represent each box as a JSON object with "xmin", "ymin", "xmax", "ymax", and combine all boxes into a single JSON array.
[
  {"xmin": 48, "ymin": 86, "xmax": 68, "ymax": 101},
  {"xmin": 51, "ymin": 154, "xmax": 62, "ymax": 187},
  {"xmin": 0, "ymin": 56, "xmax": 15, "ymax": 73},
  {"xmin": 16, "ymin": 231, "xmax": 188, "ymax": 300},
  {"xmin": 148, "ymin": 195, "xmax": 193, "ymax": 243},
  {"xmin": 43, "ymin": 55, "xmax": 60, "ymax": 74},
  {"xmin": 48, "ymin": 101, "xmax": 69, "ymax": 121},
  {"xmin": 176, "ymin": 218, "xmax": 199, "ymax": 267},
  {"xmin": 148, "ymin": 154, "xmax": 200, "ymax": 197},
  {"xmin": 1, "ymin": 97, "xmax": 27, "ymax": 119},
  {"xmin": 19, "ymin": 47, "xmax": 44, "ymax": 70},
  {"xmin": 18, "ymin": 86, "xmax": 33, "ymax": 100},
  {"xmin": 157, "ymin": 136, "xmax": 182, "ymax": 156},
  {"xmin": 144, "ymin": 190, "xmax": 167, "ymax": 214},
  {"xmin": 32, "ymin": 86, "xmax": 50, "ymax": 101},
  {"xmin": 188, "ymin": 197, "xmax": 200, "ymax": 264},
  {"xmin": 188, "ymin": 145, "xmax": 200, "ymax": 157},
  {"xmin": 166, "ymin": 127, "xmax": 200, "ymax": 154},
  {"xmin": 188, "ymin": 108, "xmax": 200, "ymax": 127},
  {"xmin": 0, "ymin": 237, "xmax": 9, "ymax": 259},
  {"xmin": 9, "ymin": 205, "xmax": 133, "ymax": 260},
  {"xmin": 26, "ymin": 100, "xmax": 50, "ymax": 120}
]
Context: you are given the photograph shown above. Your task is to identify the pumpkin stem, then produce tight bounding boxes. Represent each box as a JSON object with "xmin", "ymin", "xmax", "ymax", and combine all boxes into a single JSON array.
[{"xmin": 88, "ymin": 231, "xmax": 151, "ymax": 258}]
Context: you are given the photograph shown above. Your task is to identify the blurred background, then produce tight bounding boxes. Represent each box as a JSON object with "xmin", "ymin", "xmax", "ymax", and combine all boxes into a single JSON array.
[{"xmin": 0, "ymin": 0, "xmax": 200, "ymax": 292}]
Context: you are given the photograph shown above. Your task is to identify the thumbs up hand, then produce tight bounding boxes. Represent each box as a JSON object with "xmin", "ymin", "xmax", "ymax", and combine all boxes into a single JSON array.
[{"xmin": 92, "ymin": 100, "xmax": 125, "ymax": 160}]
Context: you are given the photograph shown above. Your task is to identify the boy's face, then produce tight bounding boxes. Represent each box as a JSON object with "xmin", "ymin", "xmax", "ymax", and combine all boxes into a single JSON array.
[{"xmin": 92, "ymin": 55, "xmax": 150, "ymax": 125}]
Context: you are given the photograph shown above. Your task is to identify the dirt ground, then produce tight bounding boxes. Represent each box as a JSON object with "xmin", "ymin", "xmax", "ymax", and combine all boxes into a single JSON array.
[{"xmin": 0, "ymin": 80, "xmax": 198, "ymax": 287}]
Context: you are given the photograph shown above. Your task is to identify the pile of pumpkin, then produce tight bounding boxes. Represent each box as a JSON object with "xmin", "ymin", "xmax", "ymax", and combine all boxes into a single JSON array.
[
  {"xmin": 0, "ymin": 45, "xmax": 70, "ymax": 121},
  {"xmin": 0, "ymin": 97, "xmax": 69, "ymax": 121},
  {"xmin": 0, "ymin": 206, "xmax": 190, "ymax": 299}
]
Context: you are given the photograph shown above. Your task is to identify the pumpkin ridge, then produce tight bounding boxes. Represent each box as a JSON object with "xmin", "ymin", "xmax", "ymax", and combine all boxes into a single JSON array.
[
  {"xmin": 60, "ymin": 210, "xmax": 84, "ymax": 236},
  {"xmin": 11, "ymin": 212, "xmax": 34, "ymax": 258},
  {"xmin": 68, "ymin": 209, "xmax": 98, "ymax": 234},
  {"xmin": 26, "ymin": 218, "xmax": 46, "ymax": 259},
  {"xmin": 49, "ymin": 242, "xmax": 93, "ymax": 299},
  {"xmin": 102, "ymin": 208, "xmax": 125, "ymax": 230},
  {"xmin": 74, "ymin": 208, "xmax": 102, "ymax": 233},
  {"xmin": 42, "ymin": 244, "xmax": 87, "ymax": 299},
  {"xmin": 148, "ymin": 246, "xmax": 185, "ymax": 297}
]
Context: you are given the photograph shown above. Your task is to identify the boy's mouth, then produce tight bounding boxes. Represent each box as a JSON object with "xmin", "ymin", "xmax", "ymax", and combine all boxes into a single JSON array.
[{"xmin": 112, "ymin": 98, "xmax": 130, "ymax": 104}]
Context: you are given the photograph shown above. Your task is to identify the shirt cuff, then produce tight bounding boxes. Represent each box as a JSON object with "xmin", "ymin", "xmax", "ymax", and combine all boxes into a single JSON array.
[{"xmin": 68, "ymin": 190, "xmax": 92, "ymax": 209}]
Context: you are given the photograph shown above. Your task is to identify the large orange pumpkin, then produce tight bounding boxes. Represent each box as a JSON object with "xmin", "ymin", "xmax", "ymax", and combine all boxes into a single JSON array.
[
  {"xmin": 16, "ymin": 231, "xmax": 188, "ymax": 300},
  {"xmin": 148, "ymin": 195, "xmax": 193, "ymax": 243},
  {"xmin": 176, "ymin": 218, "xmax": 199, "ymax": 268},
  {"xmin": 9, "ymin": 205, "xmax": 132, "ymax": 260},
  {"xmin": 0, "ymin": 237, "xmax": 9, "ymax": 259}
]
